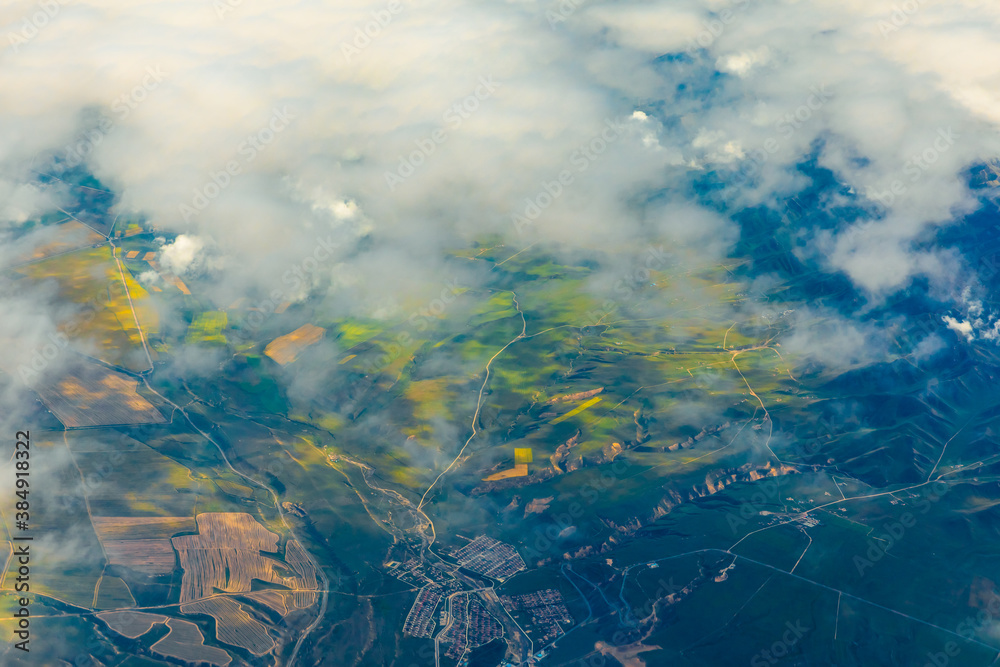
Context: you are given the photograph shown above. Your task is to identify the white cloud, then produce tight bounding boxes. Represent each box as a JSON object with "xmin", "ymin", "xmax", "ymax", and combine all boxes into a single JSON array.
[
  {"xmin": 159, "ymin": 234, "xmax": 205, "ymax": 275},
  {"xmin": 0, "ymin": 0, "xmax": 996, "ymax": 329},
  {"xmin": 942, "ymin": 315, "xmax": 974, "ymax": 341},
  {"xmin": 716, "ymin": 46, "xmax": 770, "ymax": 78},
  {"xmin": 0, "ymin": 182, "xmax": 59, "ymax": 226}
]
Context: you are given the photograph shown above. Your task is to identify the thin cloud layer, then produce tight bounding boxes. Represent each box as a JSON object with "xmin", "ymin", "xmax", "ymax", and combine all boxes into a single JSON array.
[{"xmin": 0, "ymin": 0, "xmax": 997, "ymax": 331}]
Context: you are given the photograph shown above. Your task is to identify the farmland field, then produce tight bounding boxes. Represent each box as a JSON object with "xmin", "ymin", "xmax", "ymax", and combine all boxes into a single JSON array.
[
  {"xmin": 14, "ymin": 245, "xmax": 158, "ymax": 371},
  {"xmin": 32, "ymin": 362, "xmax": 165, "ymax": 428},
  {"xmin": 171, "ymin": 513, "xmax": 317, "ymax": 607},
  {"xmin": 151, "ymin": 618, "xmax": 233, "ymax": 666},
  {"xmin": 263, "ymin": 323, "xmax": 326, "ymax": 364},
  {"xmin": 99, "ymin": 611, "xmax": 168, "ymax": 638},
  {"xmin": 3, "ymin": 146, "xmax": 1000, "ymax": 667},
  {"xmin": 181, "ymin": 596, "xmax": 276, "ymax": 655}
]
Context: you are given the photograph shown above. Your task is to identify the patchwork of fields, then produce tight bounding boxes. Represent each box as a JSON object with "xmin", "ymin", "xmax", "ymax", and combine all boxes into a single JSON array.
[{"xmin": 3, "ymin": 225, "xmax": 1000, "ymax": 667}]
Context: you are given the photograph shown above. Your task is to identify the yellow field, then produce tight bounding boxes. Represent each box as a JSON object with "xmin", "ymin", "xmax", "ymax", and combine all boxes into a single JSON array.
[
  {"xmin": 167, "ymin": 274, "xmax": 192, "ymax": 294},
  {"xmin": 264, "ymin": 323, "xmax": 326, "ymax": 364},
  {"xmin": 114, "ymin": 267, "xmax": 158, "ymax": 345},
  {"xmin": 186, "ymin": 311, "xmax": 228, "ymax": 345},
  {"xmin": 483, "ymin": 463, "xmax": 529, "ymax": 481},
  {"xmin": 172, "ymin": 513, "xmax": 312, "ymax": 603},
  {"xmin": 482, "ymin": 446, "xmax": 534, "ymax": 480},
  {"xmin": 16, "ymin": 246, "xmax": 158, "ymax": 370},
  {"xmin": 551, "ymin": 396, "xmax": 603, "ymax": 424},
  {"xmin": 404, "ymin": 378, "xmax": 458, "ymax": 422}
]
